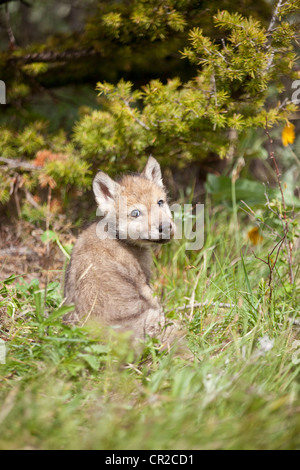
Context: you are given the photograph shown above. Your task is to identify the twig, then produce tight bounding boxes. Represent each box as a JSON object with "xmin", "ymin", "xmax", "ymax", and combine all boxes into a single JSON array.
[
  {"xmin": 25, "ymin": 189, "xmax": 40, "ymax": 209},
  {"xmin": 122, "ymin": 99, "xmax": 150, "ymax": 131},
  {"xmin": 4, "ymin": 3, "xmax": 16, "ymax": 50},
  {"xmin": 0, "ymin": 247, "xmax": 33, "ymax": 256},
  {"xmin": 267, "ymin": 0, "xmax": 284, "ymax": 33},
  {"xmin": 289, "ymin": 318, "xmax": 300, "ymax": 326},
  {"xmin": 189, "ymin": 269, "xmax": 202, "ymax": 321},
  {"xmin": 264, "ymin": 0, "xmax": 285, "ymax": 73},
  {"xmin": 240, "ymin": 199, "xmax": 281, "ymax": 239},
  {"xmin": 13, "ymin": 173, "xmax": 21, "ymax": 218},
  {"xmin": 252, "ymin": 231, "xmax": 287, "ymax": 303},
  {"xmin": 0, "ymin": 157, "xmax": 42, "ymax": 171},
  {"xmin": 171, "ymin": 301, "xmax": 235, "ymax": 313},
  {"xmin": 288, "ymin": 147, "xmax": 300, "ymax": 169},
  {"xmin": 43, "ymin": 186, "xmax": 52, "ymax": 312},
  {"xmin": 80, "ymin": 293, "xmax": 98, "ymax": 327},
  {"xmin": 211, "ymin": 71, "xmax": 218, "ymax": 131},
  {"xmin": 9, "ymin": 48, "xmax": 98, "ymax": 65},
  {"xmin": 265, "ymin": 120, "xmax": 294, "ymax": 284}
]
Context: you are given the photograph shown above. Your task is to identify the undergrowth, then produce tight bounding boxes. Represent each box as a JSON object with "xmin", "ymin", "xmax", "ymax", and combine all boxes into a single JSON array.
[{"xmin": 0, "ymin": 204, "xmax": 299, "ymax": 450}]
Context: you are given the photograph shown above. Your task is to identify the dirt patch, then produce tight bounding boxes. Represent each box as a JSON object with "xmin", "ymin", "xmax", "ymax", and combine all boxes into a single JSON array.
[{"xmin": 0, "ymin": 218, "xmax": 75, "ymax": 287}]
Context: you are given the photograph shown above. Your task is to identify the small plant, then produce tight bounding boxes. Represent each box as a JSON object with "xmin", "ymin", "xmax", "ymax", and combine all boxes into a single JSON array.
[{"xmin": 239, "ymin": 121, "xmax": 299, "ymax": 311}]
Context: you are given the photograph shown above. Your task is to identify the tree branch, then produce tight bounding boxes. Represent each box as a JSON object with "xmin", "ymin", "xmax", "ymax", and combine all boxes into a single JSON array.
[
  {"xmin": 0, "ymin": 157, "xmax": 41, "ymax": 170},
  {"xmin": 4, "ymin": 3, "xmax": 16, "ymax": 50},
  {"xmin": 0, "ymin": 1, "xmax": 30, "ymax": 5},
  {"xmin": 9, "ymin": 48, "xmax": 98, "ymax": 65},
  {"xmin": 264, "ymin": 0, "xmax": 285, "ymax": 73},
  {"xmin": 267, "ymin": 0, "xmax": 285, "ymax": 33}
]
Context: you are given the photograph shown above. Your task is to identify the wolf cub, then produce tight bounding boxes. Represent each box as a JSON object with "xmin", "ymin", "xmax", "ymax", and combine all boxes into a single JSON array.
[{"xmin": 64, "ymin": 157, "xmax": 175, "ymax": 340}]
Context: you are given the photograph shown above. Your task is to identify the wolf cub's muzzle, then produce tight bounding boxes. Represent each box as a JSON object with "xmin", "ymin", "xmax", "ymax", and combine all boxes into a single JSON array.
[{"xmin": 153, "ymin": 221, "xmax": 175, "ymax": 243}]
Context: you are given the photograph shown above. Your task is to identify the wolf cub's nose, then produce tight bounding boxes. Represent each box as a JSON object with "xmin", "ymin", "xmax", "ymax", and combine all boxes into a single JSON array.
[{"xmin": 159, "ymin": 223, "xmax": 173, "ymax": 234}]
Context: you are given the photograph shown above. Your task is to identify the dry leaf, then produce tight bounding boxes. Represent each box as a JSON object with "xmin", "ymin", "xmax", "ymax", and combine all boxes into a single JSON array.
[
  {"xmin": 248, "ymin": 226, "xmax": 263, "ymax": 246},
  {"xmin": 34, "ymin": 150, "xmax": 67, "ymax": 167},
  {"xmin": 38, "ymin": 173, "xmax": 56, "ymax": 189},
  {"xmin": 50, "ymin": 198, "xmax": 63, "ymax": 214}
]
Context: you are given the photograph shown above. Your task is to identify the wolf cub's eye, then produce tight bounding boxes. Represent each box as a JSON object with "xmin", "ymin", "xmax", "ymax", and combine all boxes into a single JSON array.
[
  {"xmin": 157, "ymin": 200, "xmax": 164, "ymax": 207},
  {"xmin": 131, "ymin": 209, "xmax": 141, "ymax": 218}
]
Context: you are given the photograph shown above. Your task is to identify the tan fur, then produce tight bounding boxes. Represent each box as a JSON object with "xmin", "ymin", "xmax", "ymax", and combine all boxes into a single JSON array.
[{"xmin": 64, "ymin": 157, "xmax": 175, "ymax": 340}]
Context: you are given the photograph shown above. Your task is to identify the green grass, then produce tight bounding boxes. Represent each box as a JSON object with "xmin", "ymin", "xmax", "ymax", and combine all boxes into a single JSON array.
[{"xmin": 0, "ymin": 205, "xmax": 299, "ymax": 450}]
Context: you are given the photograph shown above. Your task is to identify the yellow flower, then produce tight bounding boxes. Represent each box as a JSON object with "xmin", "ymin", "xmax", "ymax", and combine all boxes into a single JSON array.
[
  {"xmin": 248, "ymin": 227, "xmax": 263, "ymax": 246},
  {"xmin": 282, "ymin": 122, "xmax": 295, "ymax": 147}
]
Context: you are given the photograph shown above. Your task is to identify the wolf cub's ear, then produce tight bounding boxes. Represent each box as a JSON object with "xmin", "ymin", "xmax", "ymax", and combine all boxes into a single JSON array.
[
  {"xmin": 93, "ymin": 172, "xmax": 120, "ymax": 209},
  {"xmin": 141, "ymin": 156, "xmax": 163, "ymax": 188}
]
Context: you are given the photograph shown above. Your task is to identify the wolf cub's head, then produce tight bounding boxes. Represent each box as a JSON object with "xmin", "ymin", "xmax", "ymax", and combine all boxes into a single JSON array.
[{"xmin": 93, "ymin": 157, "xmax": 175, "ymax": 245}]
